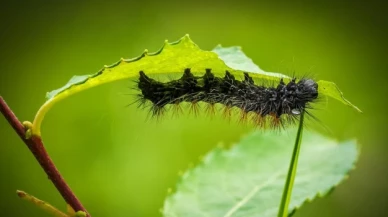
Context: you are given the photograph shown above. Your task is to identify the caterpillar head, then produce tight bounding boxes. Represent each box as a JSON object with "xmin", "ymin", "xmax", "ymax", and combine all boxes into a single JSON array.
[{"xmin": 296, "ymin": 79, "xmax": 318, "ymax": 100}]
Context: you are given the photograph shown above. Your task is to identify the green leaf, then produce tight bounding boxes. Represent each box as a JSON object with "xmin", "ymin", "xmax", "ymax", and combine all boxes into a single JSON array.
[
  {"xmin": 162, "ymin": 128, "xmax": 358, "ymax": 217},
  {"xmin": 212, "ymin": 45, "xmax": 287, "ymax": 78},
  {"xmin": 45, "ymin": 36, "xmax": 287, "ymax": 102},
  {"xmin": 32, "ymin": 35, "xmax": 360, "ymax": 135},
  {"xmin": 316, "ymin": 80, "xmax": 362, "ymax": 113},
  {"xmin": 212, "ymin": 45, "xmax": 264, "ymax": 73}
]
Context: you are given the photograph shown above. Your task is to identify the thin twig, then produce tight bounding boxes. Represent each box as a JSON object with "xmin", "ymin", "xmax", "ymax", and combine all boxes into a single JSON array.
[
  {"xmin": 0, "ymin": 96, "xmax": 90, "ymax": 216},
  {"xmin": 17, "ymin": 190, "xmax": 69, "ymax": 217}
]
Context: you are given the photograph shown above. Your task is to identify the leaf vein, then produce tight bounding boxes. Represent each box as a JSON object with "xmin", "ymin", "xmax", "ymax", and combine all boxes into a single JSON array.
[{"xmin": 223, "ymin": 172, "xmax": 282, "ymax": 217}]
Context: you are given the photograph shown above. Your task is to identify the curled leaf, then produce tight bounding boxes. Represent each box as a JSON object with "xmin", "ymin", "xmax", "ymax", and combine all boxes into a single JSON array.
[{"xmin": 32, "ymin": 35, "xmax": 361, "ymax": 135}]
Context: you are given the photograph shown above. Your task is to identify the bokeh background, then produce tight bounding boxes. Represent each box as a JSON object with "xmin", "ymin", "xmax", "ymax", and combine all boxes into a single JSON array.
[{"xmin": 0, "ymin": 0, "xmax": 387, "ymax": 216}]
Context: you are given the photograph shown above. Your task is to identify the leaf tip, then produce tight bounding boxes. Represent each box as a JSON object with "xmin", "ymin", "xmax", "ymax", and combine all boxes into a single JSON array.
[
  {"xmin": 339, "ymin": 95, "xmax": 363, "ymax": 113},
  {"xmin": 317, "ymin": 80, "xmax": 362, "ymax": 113},
  {"xmin": 351, "ymin": 104, "xmax": 363, "ymax": 113},
  {"xmin": 16, "ymin": 190, "xmax": 26, "ymax": 198}
]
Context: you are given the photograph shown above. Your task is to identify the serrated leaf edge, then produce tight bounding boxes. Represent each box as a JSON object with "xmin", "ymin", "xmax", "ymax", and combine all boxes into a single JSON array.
[
  {"xmin": 45, "ymin": 34, "xmax": 193, "ymax": 100},
  {"xmin": 31, "ymin": 34, "xmax": 198, "ymax": 136},
  {"xmin": 163, "ymin": 136, "xmax": 359, "ymax": 217},
  {"xmin": 287, "ymin": 141, "xmax": 359, "ymax": 216}
]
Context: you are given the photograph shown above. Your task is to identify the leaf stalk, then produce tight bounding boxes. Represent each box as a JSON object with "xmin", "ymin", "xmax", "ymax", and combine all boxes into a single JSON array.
[{"xmin": 277, "ymin": 111, "xmax": 305, "ymax": 217}]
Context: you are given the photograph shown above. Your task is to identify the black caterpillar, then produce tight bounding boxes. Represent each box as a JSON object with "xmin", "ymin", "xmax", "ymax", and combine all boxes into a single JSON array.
[{"xmin": 136, "ymin": 68, "xmax": 318, "ymax": 128}]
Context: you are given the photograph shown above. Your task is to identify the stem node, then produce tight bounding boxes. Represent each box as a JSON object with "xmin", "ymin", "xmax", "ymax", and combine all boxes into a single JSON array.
[{"xmin": 0, "ymin": 96, "xmax": 90, "ymax": 217}]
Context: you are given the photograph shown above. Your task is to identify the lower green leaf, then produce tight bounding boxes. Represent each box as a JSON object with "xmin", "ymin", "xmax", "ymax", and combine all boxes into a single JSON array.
[{"xmin": 163, "ymin": 128, "xmax": 358, "ymax": 217}]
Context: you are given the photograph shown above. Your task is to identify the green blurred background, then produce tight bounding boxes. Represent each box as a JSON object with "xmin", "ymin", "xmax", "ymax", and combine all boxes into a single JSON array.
[{"xmin": 0, "ymin": 0, "xmax": 387, "ymax": 216}]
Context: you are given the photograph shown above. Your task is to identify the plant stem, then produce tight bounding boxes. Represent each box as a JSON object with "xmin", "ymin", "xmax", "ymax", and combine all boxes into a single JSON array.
[
  {"xmin": 17, "ymin": 190, "xmax": 69, "ymax": 217},
  {"xmin": 277, "ymin": 111, "xmax": 305, "ymax": 217},
  {"xmin": 0, "ymin": 96, "xmax": 90, "ymax": 217}
]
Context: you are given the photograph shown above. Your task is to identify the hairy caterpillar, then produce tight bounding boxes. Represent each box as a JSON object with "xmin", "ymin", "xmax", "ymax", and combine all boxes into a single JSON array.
[{"xmin": 135, "ymin": 68, "xmax": 318, "ymax": 129}]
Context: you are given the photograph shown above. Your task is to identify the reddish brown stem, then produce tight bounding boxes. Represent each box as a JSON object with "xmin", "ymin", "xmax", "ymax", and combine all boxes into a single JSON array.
[{"xmin": 0, "ymin": 96, "xmax": 90, "ymax": 216}]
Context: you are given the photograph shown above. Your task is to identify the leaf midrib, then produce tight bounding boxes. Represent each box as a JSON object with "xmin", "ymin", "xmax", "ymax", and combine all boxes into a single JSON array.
[{"xmin": 223, "ymin": 171, "xmax": 283, "ymax": 217}]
